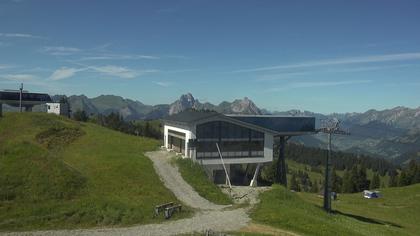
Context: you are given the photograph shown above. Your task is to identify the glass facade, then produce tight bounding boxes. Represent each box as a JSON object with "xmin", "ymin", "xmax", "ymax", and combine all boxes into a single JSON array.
[{"xmin": 196, "ymin": 121, "xmax": 264, "ymax": 159}]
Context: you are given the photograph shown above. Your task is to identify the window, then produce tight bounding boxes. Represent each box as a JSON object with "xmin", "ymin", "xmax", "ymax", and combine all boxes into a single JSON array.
[{"xmin": 196, "ymin": 121, "xmax": 264, "ymax": 159}]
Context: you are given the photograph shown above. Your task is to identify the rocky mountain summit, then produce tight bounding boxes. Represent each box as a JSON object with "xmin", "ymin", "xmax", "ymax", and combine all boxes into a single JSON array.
[{"xmin": 169, "ymin": 93, "xmax": 198, "ymax": 115}]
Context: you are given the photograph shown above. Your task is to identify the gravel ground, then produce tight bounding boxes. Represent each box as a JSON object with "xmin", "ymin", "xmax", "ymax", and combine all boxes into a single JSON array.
[
  {"xmin": 2, "ymin": 150, "xmax": 251, "ymax": 236},
  {"xmin": 146, "ymin": 150, "xmax": 227, "ymax": 210},
  {"xmin": 2, "ymin": 209, "xmax": 248, "ymax": 236},
  {"xmin": 221, "ymin": 186, "xmax": 271, "ymax": 205}
]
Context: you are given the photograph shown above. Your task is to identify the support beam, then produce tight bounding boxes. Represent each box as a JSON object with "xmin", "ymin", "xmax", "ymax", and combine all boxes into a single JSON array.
[
  {"xmin": 275, "ymin": 136, "xmax": 287, "ymax": 187},
  {"xmin": 250, "ymin": 163, "xmax": 261, "ymax": 187},
  {"xmin": 323, "ymin": 133, "xmax": 332, "ymax": 212}
]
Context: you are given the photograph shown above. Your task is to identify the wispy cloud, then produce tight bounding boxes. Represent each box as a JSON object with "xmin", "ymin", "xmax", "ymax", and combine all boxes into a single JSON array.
[
  {"xmin": 77, "ymin": 54, "xmax": 159, "ymax": 61},
  {"xmin": 39, "ymin": 44, "xmax": 159, "ymax": 61},
  {"xmin": 51, "ymin": 61, "xmax": 158, "ymax": 80},
  {"xmin": 0, "ymin": 73, "xmax": 38, "ymax": 81},
  {"xmin": 162, "ymin": 69, "xmax": 199, "ymax": 74},
  {"xmin": 89, "ymin": 65, "xmax": 137, "ymax": 79},
  {"xmin": 256, "ymin": 64, "xmax": 418, "ymax": 82},
  {"xmin": 256, "ymin": 72, "xmax": 310, "ymax": 81},
  {"xmin": 267, "ymin": 80, "xmax": 372, "ymax": 92},
  {"xmin": 90, "ymin": 65, "xmax": 158, "ymax": 79},
  {"xmin": 153, "ymin": 81, "xmax": 172, "ymax": 87},
  {"xmin": 49, "ymin": 67, "xmax": 86, "ymax": 80},
  {"xmin": 41, "ymin": 46, "xmax": 82, "ymax": 56},
  {"xmin": 233, "ymin": 52, "xmax": 420, "ymax": 73},
  {"xmin": 0, "ymin": 33, "xmax": 45, "ymax": 39}
]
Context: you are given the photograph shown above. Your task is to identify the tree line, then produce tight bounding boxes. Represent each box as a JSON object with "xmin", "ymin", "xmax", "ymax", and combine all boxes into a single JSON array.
[
  {"xmin": 286, "ymin": 165, "xmax": 383, "ymax": 194},
  {"xmin": 389, "ymin": 159, "xmax": 420, "ymax": 188},
  {"xmin": 284, "ymin": 142, "xmax": 397, "ymax": 176},
  {"xmin": 72, "ymin": 110, "xmax": 162, "ymax": 139}
]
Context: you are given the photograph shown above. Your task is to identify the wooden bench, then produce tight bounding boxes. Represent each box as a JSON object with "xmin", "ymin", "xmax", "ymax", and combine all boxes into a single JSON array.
[
  {"xmin": 164, "ymin": 204, "xmax": 182, "ymax": 219},
  {"xmin": 154, "ymin": 202, "xmax": 174, "ymax": 217}
]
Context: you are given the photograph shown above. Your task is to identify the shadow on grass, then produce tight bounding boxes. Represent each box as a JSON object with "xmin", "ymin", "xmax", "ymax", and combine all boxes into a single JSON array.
[{"xmin": 333, "ymin": 210, "xmax": 402, "ymax": 228}]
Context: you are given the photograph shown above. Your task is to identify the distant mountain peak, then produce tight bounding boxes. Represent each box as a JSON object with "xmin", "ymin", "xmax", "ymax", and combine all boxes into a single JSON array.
[
  {"xmin": 230, "ymin": 96, "xmax": 261, "ymax": 115},
  {"xmin": 169, "ymin": 93, "xmax": 198, "ymax": 115}
]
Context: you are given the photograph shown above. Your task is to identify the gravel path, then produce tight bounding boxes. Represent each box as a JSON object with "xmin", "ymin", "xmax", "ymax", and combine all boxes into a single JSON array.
[
  {"xmin": 2, "ymin": 209, "xmax": 248, "ymax": 236},
  {"xmin": 146, "ymin": 150, "xmax": 227, "ymax": 210},
  {"xmin": 2, "ymin": 150, "xmax": 251, "ymax": 236}
]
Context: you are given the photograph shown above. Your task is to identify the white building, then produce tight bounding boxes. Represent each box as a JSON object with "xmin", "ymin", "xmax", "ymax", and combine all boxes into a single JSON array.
[
  {"xmin": 163, "ymin": 110, "xmax": 315, "ymax": 186},
  {"xmin": 46, "ymin": 102, "xmax": 70, "ymax": 117}
]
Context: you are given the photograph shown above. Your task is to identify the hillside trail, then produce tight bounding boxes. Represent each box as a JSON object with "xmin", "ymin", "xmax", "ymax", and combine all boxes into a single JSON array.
[
  {"xmin": 2, "ymin": 150, "xmax": 256, "ymax": 236},
  {"xmin": 146, "ymin": 150, "xmax": 227, "ymax": 210}
]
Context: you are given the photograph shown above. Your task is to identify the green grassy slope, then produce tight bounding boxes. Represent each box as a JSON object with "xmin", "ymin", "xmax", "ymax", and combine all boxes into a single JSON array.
[
  {"xmin": 252, "ymin": 184, "xmax": 420, "ymax": 236},
  {"xmin": 173, "ymin": 157, "xmax": 232, "ymax": 205},
  {"xmin": 0, "ymin": 113, "xmax": 187, "ymax": 231}
]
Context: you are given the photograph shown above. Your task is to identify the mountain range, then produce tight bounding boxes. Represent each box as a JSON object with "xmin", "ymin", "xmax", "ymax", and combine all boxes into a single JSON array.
[
  {"xmin": 54, "ymin": 93, "xmax": 263, "ymax": 120},
  {"xmin": 53, "ymin": 93, "xmax": 419, "ymax": 163}
]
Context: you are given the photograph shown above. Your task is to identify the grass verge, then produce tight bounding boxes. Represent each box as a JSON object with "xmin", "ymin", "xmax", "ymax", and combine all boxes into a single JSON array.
[
  {"xmin": 251, "ymin": 184, "xmax": 419, "ymax": 236},
  {"xmin": 173, "ymin": 157, "xmax": 232, "ymax": 205}
]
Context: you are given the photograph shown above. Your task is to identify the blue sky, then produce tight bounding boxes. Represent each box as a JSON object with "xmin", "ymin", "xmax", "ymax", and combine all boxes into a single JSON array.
[{"xmin": 0, "ymin": 0, "xmax": 419, "ymax": 114}]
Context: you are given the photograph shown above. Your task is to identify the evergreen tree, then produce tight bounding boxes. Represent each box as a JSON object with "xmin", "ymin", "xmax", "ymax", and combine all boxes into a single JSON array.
[
  {"xmin": 399, "ymin": 170, "xmax": 410, "ymax": 186},
  {"xmin": 388, "ymin": 170, "xmax": 398, "ymax": 187},
  {"xmin": 356, "ymin": 165, "xmax": 370, "ymax": 191},
  {"xmin": 144, "ymin": 121, "xmax": 151, "ymax": 137},
  {"xmin": 331, "ymin": 168, "xmax": 342, "ymax": 193},
  {"xmin": 73, "ymin": 110, "xmax": 88, "ymax": 122},
  {"xmin": 407, "ymin": 159, "xmax": 418, "ymax": 185},
  {"xmin": 310, "ymin": 180, "xmax": 319, "ymax": 193},
  {"xmin": 290, "ymin": 173, "xmax": 300, "ymax": 191},
  {"xmin": 342, "ymin": 169, "xmax": 354, "ymax": 193},
  {"xmin": 370, "ymin": 173, "xmax": 380, "ymax": 189},
  {"xmin": 414, "ymin": 167, "xmax": 420, "ymax": 184},
  {"xmin": 350, "ymin": 165, "xmax": 359, "ymax": 192}
]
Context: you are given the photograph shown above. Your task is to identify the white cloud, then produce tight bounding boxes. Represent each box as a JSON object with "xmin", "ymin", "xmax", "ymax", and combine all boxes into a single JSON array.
[
  {"xmin": 256, "ymin": 64, "xmax": 418, "ymax": 82},
  {"xmin": 90, "ymin": 65, "xmax": 142, "ymax": 79},
  {"xmin": 78, "ymin": 54, "xmax": 159, "ymax": 61},
  {"xmin": 154, "ymin": 81, "xmax": 172, "ymax": 87},
  {"xmin": 49, "ymin": 67, "xmax": 85, "ymax": 80},
  {"xmin": 49, "ymin": 64, "xmax": 157, "ymax": 80},
  {"xmin": 0, "ymin": 33, "xmax": 45, "ymax": 39},
  {"xmin": 41, "ymin": 46, "xmax": 82, "ymax": 55},
  {"xmin": 267, "ymin": 80, "xmax": 372, "ymax": 92},
  {"xmin": 233, "ymin": 52, "xmax": 420, "ymax": 73},
  {"xmin": 0, "ymin": 74, "xmax": 37, "ymax": 81}
]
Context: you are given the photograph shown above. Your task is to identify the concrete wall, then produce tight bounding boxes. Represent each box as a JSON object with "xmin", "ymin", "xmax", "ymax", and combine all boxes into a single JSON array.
[{"xmin": 164, "ymin": 124, "xmax": 194, "ymax": 158}]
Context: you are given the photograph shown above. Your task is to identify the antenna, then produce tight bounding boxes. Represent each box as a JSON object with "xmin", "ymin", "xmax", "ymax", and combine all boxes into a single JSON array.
[{"xmin": 318, "ymin": 118, "xmax": 350, "ymax": 213}]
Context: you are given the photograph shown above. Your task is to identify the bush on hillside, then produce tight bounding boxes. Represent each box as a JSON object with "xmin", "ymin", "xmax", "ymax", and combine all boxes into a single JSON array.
[{"xmin": 36, "ymin": 126, "xmax": 85, "ymax": 149}]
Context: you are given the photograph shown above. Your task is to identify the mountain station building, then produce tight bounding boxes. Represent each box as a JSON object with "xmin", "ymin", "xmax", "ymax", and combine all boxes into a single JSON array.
[{"xmin": 163, "ymin": 110, "xmax": 315, "ymax": 186}]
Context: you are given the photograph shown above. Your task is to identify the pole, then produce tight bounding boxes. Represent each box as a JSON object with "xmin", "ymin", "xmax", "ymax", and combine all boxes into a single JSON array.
[
  {"xmin": 319, "ymin": 118, "xmax": 350, "ymax": 213},
  {"xmin": 323, "ymin": 133, "xmax": 332, "ymax": 212},
  {"xmin": 275, "ymin": 136, "xmax": 287, "ymax": 187},
  {"xmin": 216, "ymin": 142, "xmax": 232, "ymax": 189},
  {"xmin": 19, "ymin": 83, "xmax": 23, "ymax": 112}
]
